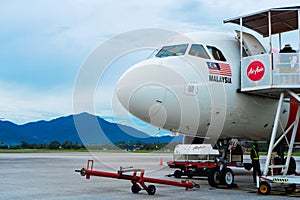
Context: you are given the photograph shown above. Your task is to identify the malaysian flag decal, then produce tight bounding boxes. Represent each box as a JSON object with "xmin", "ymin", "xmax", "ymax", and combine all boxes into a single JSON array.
[{"xmin": 206, "ymin": 62, "xmax": 232, "ymax": 77}]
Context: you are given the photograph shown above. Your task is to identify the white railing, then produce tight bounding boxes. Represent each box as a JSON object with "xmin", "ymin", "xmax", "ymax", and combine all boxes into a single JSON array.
[
  {"xmin": 241, "ymin": 53, "xmax": 300, "ymax": 91},
  {"xmin": 273, "ymin": 53, "xmax": 300, "ymax": 85}
]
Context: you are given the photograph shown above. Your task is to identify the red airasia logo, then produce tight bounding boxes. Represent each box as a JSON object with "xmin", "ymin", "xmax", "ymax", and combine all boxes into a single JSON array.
[{"xmin": 247, "ymin": 61, "xmax": 265, "ymax": 81}]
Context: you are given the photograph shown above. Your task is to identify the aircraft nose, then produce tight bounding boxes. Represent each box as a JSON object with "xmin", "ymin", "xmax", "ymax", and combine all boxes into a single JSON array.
[
  {"xmin": 116, "ymin": 58, "xmax": 207, "ymax": 134},
  {"xmin": 116, "ymin": 62, "xmax": 169, "ymax": 124}
]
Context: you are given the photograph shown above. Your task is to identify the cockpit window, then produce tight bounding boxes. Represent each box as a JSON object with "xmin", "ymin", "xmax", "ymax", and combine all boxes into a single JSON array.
[
  {"xmin": 188, "ymin": 44, "xmax": 210, "ymax": 59},
  {"xmin": 207, "ymin": 46, "xmax": 227, "ymax": 62},
  {"xmin": 156, "ymin": 44, "xmax": 188, "ymax": 58}
]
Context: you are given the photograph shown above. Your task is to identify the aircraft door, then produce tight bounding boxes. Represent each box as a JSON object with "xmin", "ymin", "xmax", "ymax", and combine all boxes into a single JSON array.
[{"xmin": 236, "ymin": 30, "xmax": 266, "ymax": 56}]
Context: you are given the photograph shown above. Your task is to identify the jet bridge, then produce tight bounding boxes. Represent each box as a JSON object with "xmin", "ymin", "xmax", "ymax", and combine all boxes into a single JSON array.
[{"xmin": 225, "ymin": 6, "xmax": 300, "ymax": 195}]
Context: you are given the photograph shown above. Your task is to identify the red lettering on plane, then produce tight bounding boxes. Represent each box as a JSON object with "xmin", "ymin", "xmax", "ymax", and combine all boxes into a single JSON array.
[{"xmin": 192, "ymin": 146, "xmax": 205, "ymax": 150}]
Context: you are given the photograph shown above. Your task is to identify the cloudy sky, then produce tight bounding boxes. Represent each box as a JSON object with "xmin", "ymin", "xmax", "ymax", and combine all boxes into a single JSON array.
[{"xmin": 0, "ymin": 0, "xmax": 299, "ymax": 126}]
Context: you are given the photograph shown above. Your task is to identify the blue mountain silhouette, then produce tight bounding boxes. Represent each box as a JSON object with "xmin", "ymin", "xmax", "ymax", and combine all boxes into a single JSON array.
[{"xmin": 0, "ymin": 112, "xmax": 182, "ymax": 145}]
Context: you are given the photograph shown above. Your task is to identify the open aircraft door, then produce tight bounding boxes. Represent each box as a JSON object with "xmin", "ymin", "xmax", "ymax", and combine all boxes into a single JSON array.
[{"xmin": 236, "ymin": 30, "xmax": 266, "ymax": 56}]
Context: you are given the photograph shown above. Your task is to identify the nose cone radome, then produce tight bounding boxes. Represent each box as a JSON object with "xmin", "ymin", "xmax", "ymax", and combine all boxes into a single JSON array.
[
  {"xmin": 116, "ymin": 61, "xmax": 182, "ymax": 129},
  {"xmin": 116, "ymin": 62, "xmax": 166, "ymax": 120}
]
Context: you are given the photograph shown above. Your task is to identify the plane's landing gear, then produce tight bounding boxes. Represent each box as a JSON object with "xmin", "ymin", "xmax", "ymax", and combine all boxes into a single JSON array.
[
  {"xmin": 207, "ymin": 139, "xmax": 240, "ymax": 188},
  {"xmin": 220, "ymin": 168, "xmax": 234, "ymax": 186},
  {"xmin": 208, "ymin": 167, "xmax": 234, "ymax": 187},
  {"xmin": 208, "ymin": 167, "xmax": 220, "ymax": 187}
]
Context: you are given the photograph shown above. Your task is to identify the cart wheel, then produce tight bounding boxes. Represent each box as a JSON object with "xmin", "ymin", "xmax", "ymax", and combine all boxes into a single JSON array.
[
  {"xmin": 208, "ymin": 167, "xmax": 220, "ymax": 187},
  {"xmin": 187, "ymin": 170, "xmax": 194, "ymax": 179},
  {"xmin": 131, "ymin": 184, "xmax": 141, "ymax": 194},
  {"xmin": 285, "ymin": 184, "xmax": 296, "ymax": 194},
  {"xmin": 147, "ymin": 185, "xmax": 156, "ymax": 195},
  {"xmin": 285, "ymin": 157, "xmax": 297, "ymax": 175},
  {"xmin": 174, "ymin": 170, "xmax": 182, "ymax": 178},
  {"xmin": 258, "ymin": 181, "xmax": 271, "ymax": 195},
  {"xmin": 220, "ymin": 168, "xmax": 234, "ymax": 186}
]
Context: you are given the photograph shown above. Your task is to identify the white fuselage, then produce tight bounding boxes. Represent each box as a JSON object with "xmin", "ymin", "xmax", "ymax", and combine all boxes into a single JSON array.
[{"xmin": 116, "ymin": 32, "xmax": 289, "ymax": 142}]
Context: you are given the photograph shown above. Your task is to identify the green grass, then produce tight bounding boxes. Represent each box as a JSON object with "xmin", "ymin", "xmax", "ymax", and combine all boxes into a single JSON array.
[
  {"xmin": 0, "ymin": 149, "xmax": 89, "ymax": 153},
  {"xmin": 0, "ymin": 149, "xmax": 173, "ymax": 154}
]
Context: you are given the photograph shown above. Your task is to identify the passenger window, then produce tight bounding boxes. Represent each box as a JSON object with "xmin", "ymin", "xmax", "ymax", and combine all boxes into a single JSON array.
[
  {"xmin": 207, "ymin": 46, "xmax": 227, "ymax": 61},
  {"xmin": 188, "ymin": 44, "xmax": 210, "ymax": 59},
  {"xmin": 156, "ymin": 44, "xmax": 188, "ymax": 58}
]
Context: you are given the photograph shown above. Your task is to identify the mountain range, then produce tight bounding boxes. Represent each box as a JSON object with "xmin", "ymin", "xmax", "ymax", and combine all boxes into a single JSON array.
[{"xmin": 0, "ymin": 112, "xmax": 183, "ymax": 145}]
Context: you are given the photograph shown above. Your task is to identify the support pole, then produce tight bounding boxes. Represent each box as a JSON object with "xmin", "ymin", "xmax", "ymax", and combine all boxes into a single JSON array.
[
  {"xmin": 279, "ymin": 33, "xmax": 282, "ymax": 50},
  {"xmin": 289, "ymin": 89, "xmax": 300, "ymax": 102},
  {"xmin": 283, "ymin": 105, "xmax": 300, "ymax": 175},
  {"xmin": 263, "ymin": 92, "xmax": 284, "ymax": 176},
  {"xmin": 283, "ymin": 90, "xmax": 300, "ymax": 175},
  {"xmin": 298, "ymin": 10, "xmax": 300, "ymax": 55},
  {"xmin": 240, "ymin": 17, "xmax": 243, "ymax": 59},
  {"xmin": 268, "ymin": 11, "xmax": 272, "ymax": 53}
]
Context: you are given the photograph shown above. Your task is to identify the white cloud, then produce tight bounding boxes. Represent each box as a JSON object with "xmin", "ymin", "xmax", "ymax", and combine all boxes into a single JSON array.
[
  {"xmin": 0, "ymin": 81, "xmax": 73, "ymax": 124},
  {"xmin": 1, "ymin": 0, "xmax": 300, "ymax": 126}
]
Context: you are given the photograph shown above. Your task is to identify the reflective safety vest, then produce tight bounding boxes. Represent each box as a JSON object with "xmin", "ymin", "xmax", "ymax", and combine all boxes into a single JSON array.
[{"xmin": 252, "ymin": 148, "xmax": 259, "ymax": 160}]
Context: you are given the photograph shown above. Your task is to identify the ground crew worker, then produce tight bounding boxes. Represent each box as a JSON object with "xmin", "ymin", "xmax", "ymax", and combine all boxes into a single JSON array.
[{"xmin": 250, "ymin": 142, "xmax": 261, "ymax": 183}]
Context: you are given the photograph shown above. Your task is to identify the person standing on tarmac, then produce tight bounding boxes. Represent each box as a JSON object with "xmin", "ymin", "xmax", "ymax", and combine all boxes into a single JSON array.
[{"xmin": 250, "ymin": 142, "xmax": 262, "ymax": 183}]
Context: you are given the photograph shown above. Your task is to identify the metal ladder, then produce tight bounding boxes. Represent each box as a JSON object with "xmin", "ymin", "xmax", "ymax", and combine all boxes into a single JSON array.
[{"xmin": 263, "ymin": 90, "xmax": 300, "ymax": 176}]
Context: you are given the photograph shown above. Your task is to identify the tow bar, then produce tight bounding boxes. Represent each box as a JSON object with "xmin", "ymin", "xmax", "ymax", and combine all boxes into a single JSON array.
[{"xmin": 76, "ymin": 160, "xmax": 199, "ymax": 195}]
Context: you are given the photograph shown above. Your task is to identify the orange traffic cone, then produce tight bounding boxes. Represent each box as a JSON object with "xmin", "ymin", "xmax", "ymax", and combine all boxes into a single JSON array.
[{"xmin": 159, "ymin": 157, "xmax": 163, "ymax": 165}]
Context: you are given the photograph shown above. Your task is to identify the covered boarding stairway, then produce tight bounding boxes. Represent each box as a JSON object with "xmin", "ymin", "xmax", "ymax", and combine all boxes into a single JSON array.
[
  {"xmin": 224, "ymin": 6, "xmax": 300, "ymax": 98},
  {"xmin": 225, "ymin": 6, "xmax": 300, "ymax": 194}
]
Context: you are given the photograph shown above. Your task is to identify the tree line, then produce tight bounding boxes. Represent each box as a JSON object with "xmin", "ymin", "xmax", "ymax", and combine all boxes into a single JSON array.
[
  {"xmin": 85, "ymin": 141, "xmax": 180, "ymax": 151},
  {"xmin": 0, "ymin": 140, "xmax": 180, "ymax": 151},
  {"xmin": 0, "ymin": 140, "xmax": 85, "ymax": 150}
]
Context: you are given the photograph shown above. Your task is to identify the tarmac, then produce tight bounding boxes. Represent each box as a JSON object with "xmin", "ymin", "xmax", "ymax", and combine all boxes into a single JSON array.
[{"xmin": 0, "ymin": 152, "xmax": 299, "ymax": 200}]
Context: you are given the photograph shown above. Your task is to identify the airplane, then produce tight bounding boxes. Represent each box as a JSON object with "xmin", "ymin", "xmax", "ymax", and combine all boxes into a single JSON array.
[{"xmin": 116, "ymin": 6, "xmax": 300, "ymax": 188}]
